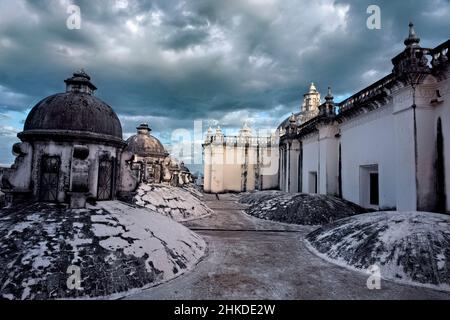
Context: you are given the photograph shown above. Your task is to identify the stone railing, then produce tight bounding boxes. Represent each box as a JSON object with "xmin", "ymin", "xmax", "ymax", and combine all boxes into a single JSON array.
[
  {"xmin": 430, "ymin": 39, "xmax": 450, "ymax": 70},
  {"xmin": 338, "ymin": 74, "xmax": 395, "ymax": 113},
  {"xmin": 204, "ymin": 135, "xmax": 277, "ymax": 147}
]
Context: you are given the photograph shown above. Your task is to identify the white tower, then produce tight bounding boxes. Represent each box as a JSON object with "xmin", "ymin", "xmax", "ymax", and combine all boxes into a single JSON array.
[{"xmin": 299, "ymin": 83, "xmax": 321, "ymax": 123}]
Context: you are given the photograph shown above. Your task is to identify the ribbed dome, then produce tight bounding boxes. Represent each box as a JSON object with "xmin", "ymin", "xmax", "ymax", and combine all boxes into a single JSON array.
[
  {"xmin": 23, "ymin": 93, "xmax": 122, "ymax": 139},
  {"xmin": 20, "ymin": 71, "xmax": 123, "ymax": 141},
  {"xmin": 125, "ymin": 123, "xmax": 168, "ymax": 158}
]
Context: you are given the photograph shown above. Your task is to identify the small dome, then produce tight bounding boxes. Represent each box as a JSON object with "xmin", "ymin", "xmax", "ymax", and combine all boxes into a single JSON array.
[
  {"xmin": 239, "ymin": 121, "xmax": 252, "ymax": 137},
  {"xmin": 277, "ymin": 112, "xmax": 300, "ymax": 130},
  {"xmin": 125, "ymin": 123, "xmax": 168, "ymax": 158},
  {"xmin": 20, "ymin": 71, "xmax": 123, "ymax": 142},
  {"xmin": 309, "ymin": 82, "xmax": 318, "ymax": 93}
]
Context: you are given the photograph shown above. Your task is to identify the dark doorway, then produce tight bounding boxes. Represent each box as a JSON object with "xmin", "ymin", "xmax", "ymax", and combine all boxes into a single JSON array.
[
  {"xmin": 97, "ymin": 159, "xmax": 114, "ymax": 200},
  {"xmin": 309, "ymin": 171, "xmax": 318, "ymax": 194},
  {"xmin": 298, "ymin": 142, "xmax": 303, "ymax": 193},
  {"xmin": 360, "ymin": 164, "xmax": 379, "ymax": 208},
  {"xmin": 338, "ymin": 144, "xmax": 342, "ymax": 198},
  {"xmin": 436, "ymin": 117, "xmax": 447, "ymax": 213},
  {"xmin": 369, "ymin": 172, "xmax": 379, "ymax": 206},
  {"xmin": 39, "ymin": 156, "xmax": 60, "ymax": 202}
]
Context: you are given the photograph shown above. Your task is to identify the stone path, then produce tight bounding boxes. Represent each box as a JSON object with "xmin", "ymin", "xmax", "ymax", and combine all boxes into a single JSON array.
[{"xmin": 126, "ymin": 194, "xmax": 450, "ymax": 300}]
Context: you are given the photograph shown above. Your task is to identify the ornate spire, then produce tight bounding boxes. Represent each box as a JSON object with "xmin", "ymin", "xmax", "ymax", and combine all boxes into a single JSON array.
[
  {"xmin": 205, "ymin": 126, "xmax": 213, "ymax": 142},
  {"xmin": 239, "ymin": 121, "xmax": 252, "ymax": 137},
  {"xmin": 323, "ymin": 86, "xmax": 336, "ymax": 117},
  {"xmin": 325, "ymin": 86, "xmax": 334, "ymax": 102},
  {"xmin": 300, "ymin": 82, "xmax": 321, "ymax": 122},
  {"xmin": 289, "ymin": 113, "xmax": 296, "ymax": 123},
  {"xmin": 75, "ymin": 69, "xmax": 90, "ymax": 79},
  {"xmin": 404, "ymin": 22, "xmax": 420, "ymax": 48},
  {"xmin": 214, "ymin": 125, "xmax": 224, "ymax": 142},
  {"xmin": 392, "ymin": 22, "xmax": 430, "ymax": 81}
]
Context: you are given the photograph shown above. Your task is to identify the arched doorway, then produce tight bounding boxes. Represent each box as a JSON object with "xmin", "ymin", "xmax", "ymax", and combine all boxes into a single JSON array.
[
  {"xmin": 97, "ymin": 158, "xmax": 114, "ymax": 200},
  {"xmin": 39, "ymin": 156, "xmax": 60, "ymax": 202}
]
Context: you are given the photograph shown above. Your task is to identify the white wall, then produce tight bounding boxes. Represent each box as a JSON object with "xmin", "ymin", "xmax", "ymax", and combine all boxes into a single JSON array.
[
  {"xmin": 203, "ymin": 145, "xmax": 212, "ymax": 192},
  {"xmin": 246, "ymin": 146, "xmax": 257, "ymax": 191},
  {"xmin": 340, "ymin": 104, "xmax": 397, "ymax": 210},
  {"xmin": 318, "ymin": 125, "xmax": 339, "ymax": 196},
  {"xmin": 433, "ymin": 75, "xmax": 450, "ymax": 211},
  {"xmin": 288, "ymin": 140, "xmax": 300, "ymax": 192},
  {"xmin": 119, "ymin": 151, "xmax": 138, "ymax": 192},
  {"xmin": 259, "ymin": 145, "xmax": 279, "ymax": 190},
  {"xmin": 223, "ymin": 145, "xmax": 243, "ymax": 192},
  {"xmin": 210, "ymin": 144, "xmax": 224, "ymax": 193},
  {"xmin": 3, "ymin": 142, "xmax": 33, "ymax": 191},
  {"xmin": 279, "ymin": 146, "xmax": 286, "ymax": 191},
  {"xmin": 203, "ymin": 141, "xmax": 279, "ymax": 193},
  {"xmin": 301, "ymin": 134, "xmax": 319, "ymax": 193},
  {"xmin": 29, "ymin": 141, "xmax": 120, "ymax": 202}
]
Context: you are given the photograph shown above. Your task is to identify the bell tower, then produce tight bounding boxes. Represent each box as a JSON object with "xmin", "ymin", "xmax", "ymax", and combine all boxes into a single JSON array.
[{"xmin": 299, "ymin": 83, "xmax": 321, "ymax": 123}]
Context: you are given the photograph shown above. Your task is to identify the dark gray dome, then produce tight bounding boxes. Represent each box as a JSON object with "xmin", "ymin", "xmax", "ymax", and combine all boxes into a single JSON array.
[
  {"xmin": 20, "ymin": 71, "xmax": 123, "ymax": 142},
  {"xmin": 277, "ymin": 112, "xmax": 300, "ymax": 130},
  {"xmin": 125, "ymin": 123, "xmax": 168, "ymax": 158},
  {"xmin": 23, "ymin": 93, "xmax": 123, "ymax": 139}
]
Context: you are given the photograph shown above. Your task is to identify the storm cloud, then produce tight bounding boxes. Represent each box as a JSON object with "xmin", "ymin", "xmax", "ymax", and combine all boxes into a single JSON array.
[{"xmin": 1, "ymin": 0, "xmax": 450, "ymax": 167}]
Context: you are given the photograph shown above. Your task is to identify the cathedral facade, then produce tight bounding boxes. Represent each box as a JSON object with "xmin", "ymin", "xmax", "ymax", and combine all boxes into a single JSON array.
[
  {"xmin": 203, "ymin": 24, "xmax": 449, "ymax": 214},
  {"xmin": 203, "ymin": 124, "xmax": 278, "ymax": 193},
  {"xmin": 278, "ymin": 24, "xmax": 450, "ymax": 213}
]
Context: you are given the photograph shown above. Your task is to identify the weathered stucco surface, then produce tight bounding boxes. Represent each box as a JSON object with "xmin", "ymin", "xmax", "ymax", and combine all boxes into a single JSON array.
[
  {"xmin": 239, "ymin": 190, "xmax": 367, "ymax": 225},
  {"xmin": 133, "ymin": 183, "xmax": 213, "ymax": 221},
  {"xmin": 307, "ymin": 211, "xmax": 450, "ymax": 291},
  {"xmin": 128, "ymin": 194, "xmax": 450, "ymax": 300},
  {"xmin": 0, "ymin": 201, "xmax": 206, "ymax": 299}
]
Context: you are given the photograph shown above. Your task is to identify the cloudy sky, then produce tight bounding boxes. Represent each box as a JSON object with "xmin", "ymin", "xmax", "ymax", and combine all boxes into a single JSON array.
[{"xmin": 1, "ymin": 0, "xmax": 450, "ymax": 171}]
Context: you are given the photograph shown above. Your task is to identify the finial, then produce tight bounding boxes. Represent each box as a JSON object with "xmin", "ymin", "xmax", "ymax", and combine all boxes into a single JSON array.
[
  {"xmin": 289, "ymin": 113, "xmax": 296, "ymax": 122},
  {"xmin": 205, "ymin": 126, "xmax": 213, "ymax": 142},
  {"xmin": 325, "ymin": 86, "xmax": 334, "ymax": 102},
  {"xmin": 242, "ymin": 121, "xmax": 251, "ymax": 130},
  {"xmin": 137, "ymin": 123, "xmax": 151, "ymax": 134},
  {"xmin": 74, "ymin": 69, "xmax": 90, "ymax": 80},
  {"xmin": 404, "ymin": 22, "xmax": 420, "ymax": 47},
  {"xmin": 65, "ymin": 70, "xmax": 97, "ymax": 94}
]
